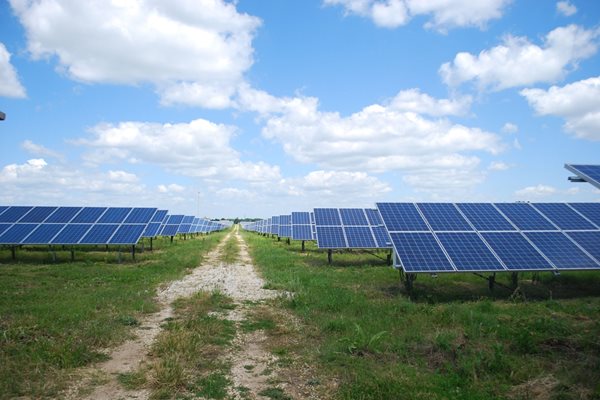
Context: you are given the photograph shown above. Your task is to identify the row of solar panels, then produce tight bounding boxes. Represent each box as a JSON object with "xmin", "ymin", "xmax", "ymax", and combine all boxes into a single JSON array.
[
  {"xmin": 0, "ymin": 206, "xmax": 228, "ymax": 246},
  {"xmin": 242, "ymin": 202, "xmax": 600, "ymax": 273},
  {"xmin": 566, "ymin": 164, "xmax": 600, "ymax": 190}
]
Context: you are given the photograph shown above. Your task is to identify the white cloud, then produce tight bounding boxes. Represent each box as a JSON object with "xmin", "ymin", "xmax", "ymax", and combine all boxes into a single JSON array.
[
  {"xmin": 251, "ymin": 88, "xmax": 502, "ymax": 192},
  {"xmin": 10, "ymin": 0, "xmax": 260, "ymax": 108},
  {"xmin": 440, "ymin": 25, "xmax": 599, "ymax": 90},
  {"xmin": 76, "ymin": 118, "xmax": 281, "ymax": 182},
  {"xmin": 0, "ymin": 42, "xmax": 26, "ymax": 98},
  {"xmin": 22, "ymin": 140, "xmax": 64, "ymax": 160},
  {"xmin": 489, "ymin": 161, "xmax": 510, "ymax": 171},
  {"xmin": 501, "ymin": 122, "xmax": 518, "ymax": 134},
  {"xmin": 515, "ymin": 184, "xmax": 556, "ymax": 198},
  {"xmin": 520, "ymin": 76, "xmax": 600, "ymax": 140},
  {"xmin": 556, "ymin": 1, "xmax": 577, "ymax": 16},
  {"xmin": 300, "ymin": 170, "xmax": 391, "ymax": 196},
  {"xmin": 158, "ymin": 183, "xmax": 185, "ymax": 193},
  {"xmin": 324, "ymin": 0, "xmax": 511, "ymax": 31}
]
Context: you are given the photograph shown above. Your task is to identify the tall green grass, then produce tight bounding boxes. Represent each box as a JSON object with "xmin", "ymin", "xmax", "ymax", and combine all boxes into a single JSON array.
[
  {"xmin": 0, "ymin": 231, "xmax": 227, "ymax": 399},
  {"xmin": 243, "ymin": 232, "xmax": 600, "ymax": 400}
]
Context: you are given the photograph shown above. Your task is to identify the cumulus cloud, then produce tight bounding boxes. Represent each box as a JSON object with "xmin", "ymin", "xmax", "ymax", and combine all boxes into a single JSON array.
[
  {"xmin": 245, "ymin": 87, "xmax": 502, "ymax": 192},
  {"xmin": 501, "ymin": 122, "xmax": 518, "ymax": 134},
  {"xmin": 22, "ymin": 140, "xmax": 64, "ymax": 160},
  {"xmin": 489, "ymin": 161, "xmax": 511, "ymax": 171},
  {"xmin": 440, "ymin": 25, "xmax": 599, "ymax": 90},
  {"xmin": 520, "ymin": 76, "xmax": 600, "ymax": 140},
  {"xmin": 158, "ymin": 183, "xmax": 185, "ymax": 193},
  {"xmin": 515, "ymin": 184, "xmax": 556, "ymax": 198},
  {"xmin": 76, "ymin": 118, "xmax": 281, "ymax": 182},
  {"xmin": 324, "ymin": 0, "xmax": 511, "ymax": 31},
  {"xmin": 556, "ymin": 1, "xmax": 577, "ymax": 16},
  {"xmin": 10, "ymin": 0, "xmax": 260, "ymax": 108},
  {"xmin": 0, "ymin": 42, "xmax": 26, "ymax": 98}
]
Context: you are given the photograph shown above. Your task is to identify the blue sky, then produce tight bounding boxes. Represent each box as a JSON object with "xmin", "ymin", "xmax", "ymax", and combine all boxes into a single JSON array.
[{"xmin": 1, "ymin": 0, "xmax": 599, "ymax": 218}]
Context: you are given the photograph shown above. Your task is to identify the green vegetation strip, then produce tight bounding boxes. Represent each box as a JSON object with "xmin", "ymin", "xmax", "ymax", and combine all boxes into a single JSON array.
[
  {"xmin": 242, "ymin": 231, "xmax": 600, "ymax": 400},
  {"xmin": 221, "ymin": 233, "xmax": 240, "ymax": 264},
  {"xmin": 0, "ymin": 232, "xmax": 227, "ymax": 399}
]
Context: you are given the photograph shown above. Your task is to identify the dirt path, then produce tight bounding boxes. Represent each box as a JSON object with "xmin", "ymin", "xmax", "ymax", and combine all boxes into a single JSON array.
[{"xmin": 63, "ymin": 226, "xmax": 298, "ymax": 400}]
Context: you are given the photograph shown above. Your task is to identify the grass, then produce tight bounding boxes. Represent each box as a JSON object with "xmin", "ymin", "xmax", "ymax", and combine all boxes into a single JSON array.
[
  {"xmin": 221, "ymin": 233, "xmax": 240, "ymax": 264},
  {"xmin": 145, "ymin": 290, "xmax": 236, "ymax": 399},
  {"xmin": 242, "ymin": 231, "xmax": 600, "ymax": 400},
  {"xmin": 0, "ymin": 231, "xmax": 227, "ymax": 399}
]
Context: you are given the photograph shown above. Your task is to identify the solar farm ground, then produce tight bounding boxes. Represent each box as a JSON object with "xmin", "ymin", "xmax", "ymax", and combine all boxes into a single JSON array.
[{"xmin": 1, "ymin": 227, "xmax": 600, "ymax": 399}]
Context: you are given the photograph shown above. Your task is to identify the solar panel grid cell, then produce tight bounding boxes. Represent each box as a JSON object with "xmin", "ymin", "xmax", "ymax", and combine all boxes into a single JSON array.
[
  {"xmin": 314, "ymin": 208, "xmax": 341, "ymax": 226},
  {"xmin": 389, "ymin": 232, "xmax": 454, "ymax": 272},
  {"xmin": 45, "ymin": 207, "xmax": 82, "ymax": 223},
  {"xmin": 566, "ymin": 164, "xmax": 600, "ymax": 189},
  {"xmin": 110, "ymin": 224, "xmax": 146, "ymax": 244},
  {"xmin": 291, "ymin": 212, "xmax": 310, "ymax": 224},
  {"xmin": 365, "ymin": 208, "xmax": 383, "ymax": 225},
  {"xmin": 340, "ymin": 208, "xmax": 368, "ymax": 226},
  {"xmin": 292, "ymin": 225, "xmax": 313, "ymax": 240},
  {"xmin": 481, "ymin": 232, "xmax": 554, "ymax": 270},
  {"xmin": 316, "ymin": 226, "xmax": 346, "ymax": 248},
  {"xmin": 0, "ymin": 223, "xmax": 11, "ymax": 236},
  {"xmin": 456, "ymin": 203, "xmax": 515, "ymax": 231},
  {"xmin": 372, "ymin": 225, "xmax": 391, "ymax": 248},
  {"xmin": 19, "ymin": 206, "xmax": 57, "ymax": 223},
  {"xmin": 0, "ymin": 206, "xmax": 33, "ymax": 223},
  {"xmin": 72, "ymin": 207, "xmax": 107, "ymax": 223},
  {"xmin": 52, "ymin": 224, "xmax": 92, "ymax": 244},
  {"xmin": 417, "ymin": 203, "xmax": 472, "ymax": 231},
  {"xmin": 568, "ymin": 203, "xmax": 600, "ymax": 227},
  {"xmin": 532, "ymin": 203, "xmax": 596, "ymax": 230},
  {"xmin": 0, "ymin": 223, "xmax": 38, "ymax": 244},
  {"xmin": 525, "ymin": 232, "xmax": 599, "ymax": 269},
  {"xmin": 344, "ymin": 226, "xmax": 376, "ymax": 248},
  {"xmin": 494, "ymin": 203, "xmax": 557, "ymax": 231},
  {"xmin": 436, "ymin": 232, "xmax": 505, "ymax": 271},
  {"xmin": 125, "ymin": 208, "xmax": 157, "ymax": 224},
  {"xmin": 376, "ymin": 203, "xmax": 429, "ymax": 231},
  {"xmin": 152, "ymin": 210, "xmax": 169, "ymax": 223},
  {"xmin": 565, "ymin": 231, "xmax": 600, "ymax": 264},
  {"xmin": 22, "ymin": 224, "xmax": 66, "ymax": 244},
  {"xmin": 80, "ymin": 224, "xmax": 119, "ymax": 244}
]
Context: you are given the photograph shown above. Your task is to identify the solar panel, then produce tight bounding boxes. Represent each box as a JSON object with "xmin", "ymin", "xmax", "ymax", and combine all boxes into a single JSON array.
[
  {"xmin": 0, "ymin": 206, "xmax": 33, "ymax": 223},
  {"xmin": 568, "ymin": 203, "xmax": 600, "ymax": 227},
  {"xmin": 166, "ymin": 215, "xmax": 185, "ymax": 224},
  {"xmin": 19, "ymin": 206, "xmax": 57, "ymax": 223},
  {"xmin": 376, "ymin": 203, "xmax": 429, "ymax": 231},
  {"xmin": 279, "ymin": 215, "xmax": 292, "ymax": 238},
  {"xmin": 292, "ymin": 225, "xmax": 313, "ymax": 241},
  {"xmin": 365, "ymin": 208, "xmax": 383, "ymax": 225},
  {"xmin": 291, "ymin": 212, "xmax": 310, "ymax": 225},
  {"xmin": 72, "ymin": 207, "xmax": 107, "ymax": 223},
  {"xmin": 525, "ymin": 232, "xmax": 599, "ymax": 269},
  {"xmin": 0, "ymin": 223, "xmax": 12, "ymax": 236},
  {"xmin": 339, "ymin": 208, "xmax": 368, "ymax": 226},
  {"xmin": 372, "ymin": 225, "xmax": 391, "ymax": 248},
  {"xmin": 456, "ymin": 203, "xmax": 515, "ymax": 231},
  {"xmin": 565, "ymin": 231, "xmax": 600, "ymax": 264},
  {"xmin": 565, "ymin": 164, "xmax": 600, "ymax": 190},
  {"xmin": 481, "ymin": 232, "xmax": 554, "ymax": 271},
  {"xmin": 271, "ymin": 215, "xmax": 280, "ymax": 235},
  {"xmin": 494, "ymin": 203, "xmax": 557, "ymax": 231},
  {"xmin": 161, "ymin": 224, "xmax": 180, "ymax": 237},
  {"xmin": 22, "ymin": 224, "xmax": 66, "ymax": 245},
  {"xmin": 345, "ymin": 226, "xmax": 376, "ymax": 248},
  {"xmin": 98, "ymin": 207, "xmax": 132, "ymax": 223},
  {"xmin": 51, "ymin": 224, "xmax": 93, "ymax": 244},
  {"xmin": 125, "ymin": 208, "xmax": 157, "ymax": 224},
  {"xmin": 151, "ymin": 210, "xmax": 169, "ymax": 223},
  {"xmin": 0, "ymin": 206, "xmax": 8, "ymax": 216},
  {"xmin": 532, "ymin": 203, "xmax": 596, "ymax": 230},
  {"xmin": 316, "ymin": 226, "xmax": 346, "ymax": 248},
  {"xmin": 110, "ymin": 224, "xmax": 146, "ymax": 244},
  {"xmin": 417, "ymin": 203, "xmax": 472, "ymax": 231},
  {"xmin": 182, "ymin": 216, "xmax": 195, "ymax": 224},
  {"xmin": 142, "ymin": 222, "xmax": 163, "ymax": 238},
  {"xmin": 436, "ymin": 232, "xmax": 505, "ymax": 271},
  {"xmin": 80, "ymin": 224, "xmax": 119, "ymax": 244},
  {"xmin": 178, "ymin": 224, "xmax": 192, "ymax": 234},
  {"xmin": 0, "ymin": 223, "xmax": 38, "ymax": 244},
  {"xmin": 314, "ymin": 208, "xmax": 341, "ymax": 226},
  {"xmin": 389, "ymin": 232, "xmax": 454, "ymax": 272},
  {"xmin": 45, "ymin": 207, "xmax": 82, "ymax": 223}
]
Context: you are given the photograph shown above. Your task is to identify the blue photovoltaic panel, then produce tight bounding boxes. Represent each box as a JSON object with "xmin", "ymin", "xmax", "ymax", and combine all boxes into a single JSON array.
[
  {"xmin": 51, "ymin": 224, "xmax": 92, "ymax": 244},
  {"xmin": 314, "ymin": 208, "xmax": 341, "ymax": 226},
  {"xmin": 0, "ymin": 223, "xmax": 11, "ymax": 236},
  {"xmin": 280, "ymin": 215, "xmax": 291, "ymax": 225},
  {"xmin": 481, "ymin": 232, "xmax": 554, "ymax": 271},
  {"xmin": 0, "ymin": 206, "xmax": 8, "ymax": 216},
  {"xmin": 125, "ymin": 208, "xmax": 157, "ymax": 224},
  {"xmin": 45, "ymin": 207, "xmax": 82, "ymax": 223},
  {"xmin": 532, "ymin": 203, "xmax": 596, "ymax": 230},
  {"xmin": 166, "ymin": 215, "xmax": 185, "ymax": 225},
  {"xmin": 178, "ymin": 224, "xmax": 192, "ymax": 234},
  {"xmin": 372, "ymin": 225, "xmax": 391, "ymax": 248},
  {"xmin": 80, "ymin": 224, "xmax": 119, "ymax": 244},
  {"xmin": 72, "ymin": 207, "xmax": 107, "ymax": 223},
  {"xmin": 344, "ymin": 226, "xmax": 376, "ymax": 248},
  {"xmin": 22, "ymin": 224, "xmax": 66, "ymax": 244},
  {"xmin": 292, "ymin": 225, "xmax": 313, "ymax": 241},
  {"xmin": 525, "ymin": 232, "xmax": 599, "ymax": 269},
  {"xmin": 417, "ymin": 203, "xmax": 472, "ymax": 231},
  {"xmin": 161, "ymin": 224, "xmax": 180, "ymax": 236},
  {"xmin": 340, "ymin": 208, "xmax": 368, "ymax": 226},
  {"xmin": 142, "ymin": 222, "xmax": 162, "ymax": 238},
  {"xmin": 494, "ymin": 203, "xmax": 557, "ymax": 231},
  {"xmin": 292, "ymin": 212, "xmax": 310, "ymax": 225},
  {"xmin": 182, "ymin": 216, "xmax": 195, "ymax": 224},
  {"xmin": 456, "ymin": 203, "xmax": 515, "ymax": 231},
  {"xmin": 0, "ymin": 223, "xmax": 38, "ymax": 244},
  {"xmin": 152, "ymin": 210, "xmax": 169, "ymax": 223},
  {"xmin": 566, "ymin": 231, "xmax": 600, "ymax": 263},
  {"xmin": 19, "ymin": 206, "xmax": 57, "ymax": 223},
  {"xmin": 110, "ymin": 224, "xmax": 146, "ymax": 244},
  {"xmin": 98, "ymin": 207, "xmax": 132, "ymax": 223},
  {"xmin": 0, "ymin": 206, "xmax": 33, "ymax": 223},
  {"xmin": 565, "ymin": 164, "xmax": 600, "ymax": 190},
  {"xmin": 365, "ymin": 209, "xmax": 383, "ymax": 226},
  {"xmin": 389, "ymin": 232, "xmax": 454, "ymax": 272},
  {"xmin": 316, "ymin": 226, "xmax": 346, "ymax": 248},
  {"xmin": 568, "ymin": 203, "xmax": 600, "ymax": 227},
  {"xmin": 437, "ymin": 232, "xmax": 505, "ymax": 271},
  {"xmin": 279, "ymin": 225, "xmax": 292, "ymax": 238},
  {"xmin": 376, "ymin": 203, "xmax": 429, "ymax": 231}
]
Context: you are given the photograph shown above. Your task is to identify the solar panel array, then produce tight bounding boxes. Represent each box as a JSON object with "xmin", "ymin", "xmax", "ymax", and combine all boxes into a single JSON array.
[
  {"xmin": 377, "ymin": 202, "xmax": 600, "ymax": 273},
  {"xmin": 309, "ymin": 208, "xmax": 389, "ymax": 249},
  {"xmin": 565, "ymin": 164, "xmax": 600, "ymax": 190},
  {"xmin": 0, "ymin": 206, "xmax": 228, "ymax": 247}
]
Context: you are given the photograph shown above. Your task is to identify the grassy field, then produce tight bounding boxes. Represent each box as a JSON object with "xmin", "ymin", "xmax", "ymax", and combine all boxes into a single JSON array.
[
  {"xmin": 0, "ymin": 232, "xmax": 226, "ymax": 399},
  {"xmin": 243, "ymin": 232, "xmax": 600, "ymax": 400}
]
